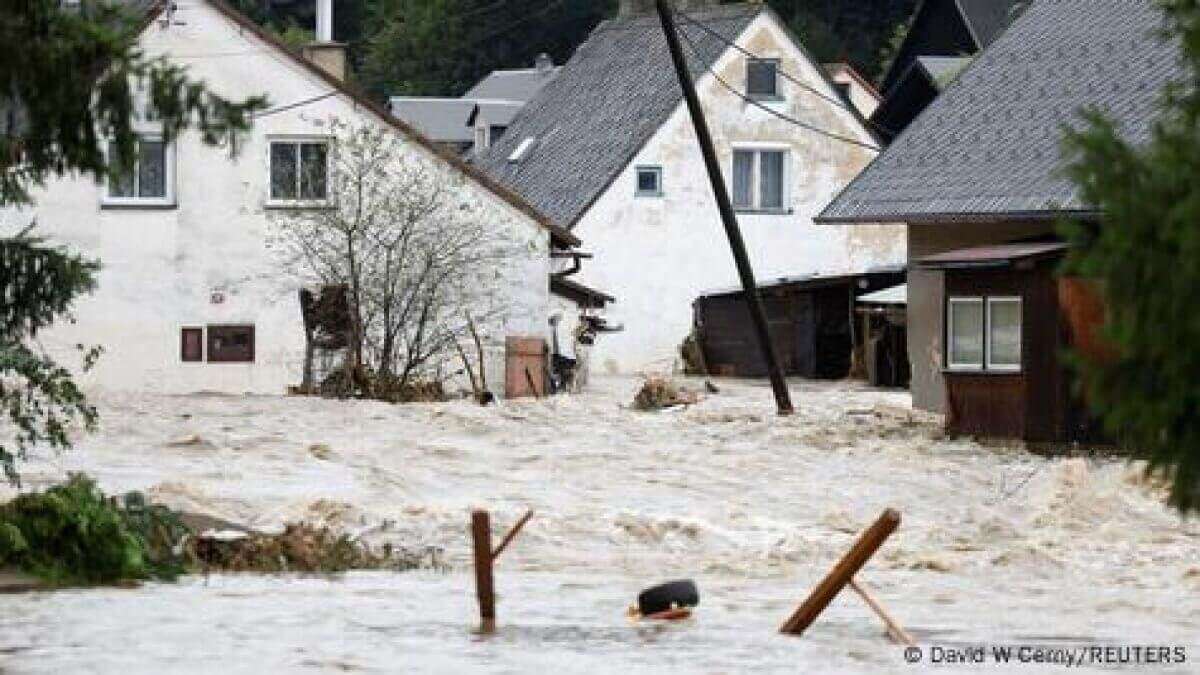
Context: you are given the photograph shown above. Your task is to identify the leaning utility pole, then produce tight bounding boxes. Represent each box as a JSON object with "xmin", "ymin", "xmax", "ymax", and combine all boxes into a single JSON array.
[{"xmin": 654, "ymin": 0, "xmax": 794, "ymax": 415}]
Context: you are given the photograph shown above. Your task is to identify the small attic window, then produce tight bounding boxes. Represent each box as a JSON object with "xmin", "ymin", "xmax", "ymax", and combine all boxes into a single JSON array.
[
  {"xmin": 747, "ymin": 59, "xmax": 780, "ymax": 99},
  {"xmin": 509, "ymin": 137, "xmax": 536, "ymax": 163}
]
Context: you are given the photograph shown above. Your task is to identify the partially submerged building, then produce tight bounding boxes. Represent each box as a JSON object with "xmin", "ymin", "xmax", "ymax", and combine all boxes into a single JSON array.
[
  {"xmin": 474, "ymin": 0, "xmax": 905, "ymax": 374},
  {"xmin": 819, "ymin": 0, "xmax": 1180, "ymax": 440}
]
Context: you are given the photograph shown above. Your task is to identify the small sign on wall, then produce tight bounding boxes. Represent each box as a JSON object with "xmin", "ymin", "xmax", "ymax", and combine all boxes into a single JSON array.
[{"xmin": 210, "ymin": 291, "xmax": 226, "ymax": 305}]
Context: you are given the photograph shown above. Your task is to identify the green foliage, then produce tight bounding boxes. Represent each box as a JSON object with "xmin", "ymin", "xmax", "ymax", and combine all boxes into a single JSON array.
[
  {"xmin": 876, "ymin": 20, "xmax": 910, "ymax": 85},
  {"xmin": 0, "ymin": 474, "xmax": 166, "ymax": 584},
  {"xmin": 0, "ymin": 235, "xmax": 101, "ymax": 486},
  {"xmin": 1059, "ymin": 0, "xmax": 1200, "ymax": 513}
]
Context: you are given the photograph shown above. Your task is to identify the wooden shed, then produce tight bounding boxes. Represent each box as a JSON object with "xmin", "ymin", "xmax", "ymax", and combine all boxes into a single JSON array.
[
  {"xmin": 857, "ymin": 283, "xmax": 909, "ymax": 388},
  {"xmin": 919, "ymin": 242, "xmax": 1103, "ymax": 443},
  {"xmin": 692, "ymin": 269, "xmax": 904, "ymax": 379}
]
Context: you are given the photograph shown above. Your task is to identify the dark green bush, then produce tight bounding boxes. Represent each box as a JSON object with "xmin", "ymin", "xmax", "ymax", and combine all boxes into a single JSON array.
[{"xmin": 0, "ymin": 474, "xmax": 183, "ymax": 584}]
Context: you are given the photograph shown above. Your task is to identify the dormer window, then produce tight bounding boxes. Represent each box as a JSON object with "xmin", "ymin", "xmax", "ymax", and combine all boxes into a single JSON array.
[
  {"xmin": 104, "ymin": 136, "xmax": 174, "ymax": 207},
  {"xmin": 747, "ymin": 58, "xmax": 780, "ymax": 100}
]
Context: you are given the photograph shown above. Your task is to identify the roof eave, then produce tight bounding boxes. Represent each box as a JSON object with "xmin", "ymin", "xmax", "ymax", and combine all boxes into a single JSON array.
[{"xmin": 816, "ymin": 207, "xmax": 1103, "ymax": 225}]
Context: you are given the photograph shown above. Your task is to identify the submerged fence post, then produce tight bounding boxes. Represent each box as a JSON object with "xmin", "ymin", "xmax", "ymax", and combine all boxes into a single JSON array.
[
  {"xmin": 471, "ymin": 510, "xmax": 496, "ymax": 633},
  {"xmin": 780, "ymin": 508, "xmax": 901, "ymax": 636}
]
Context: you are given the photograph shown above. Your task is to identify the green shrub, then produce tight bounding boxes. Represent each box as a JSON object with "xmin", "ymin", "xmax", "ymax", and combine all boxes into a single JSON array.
[{"xmin": 0, "ymin": 474, "xmax": 182, "ymax": 585}]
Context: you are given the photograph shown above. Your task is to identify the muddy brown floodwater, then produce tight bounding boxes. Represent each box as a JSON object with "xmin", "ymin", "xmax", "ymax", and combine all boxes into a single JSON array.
[{"xmin": 1, "ymin": 376, "xmax": 1197, "ymax": 673}]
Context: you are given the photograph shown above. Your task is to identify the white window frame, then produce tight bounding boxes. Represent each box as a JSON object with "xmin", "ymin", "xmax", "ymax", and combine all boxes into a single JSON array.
[
  {"xmin": 102, "ymin": 134, "xmax": 175, "ymax": 207},
  {"xmin": 266, "ymin": 136, "xmax": 332, "ymax": 208},
  {"xmin": 635, "ymin": 165, "xmax": 663, "ymax": 198},
  {"xmin": 946, "ymin": 296, "xmax": 985, "ymax": 371},
  {"xmin": 986, "ymin": 296, "xmax": 1023, "ymax": 372},
  {"xmin": 731, "ymin": 144, "xmax": 790, "ymax": 213}
]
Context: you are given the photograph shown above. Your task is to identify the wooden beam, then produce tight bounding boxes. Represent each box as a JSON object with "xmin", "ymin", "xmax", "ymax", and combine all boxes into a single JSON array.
[
  {"xmin": 492, "ymin": 509, "xmax": 534, "ymax": 560},
  {"xmin": 848, "ymin": 577, "xmax": 915, "ymax": 646},
  {"xmin": 780, "ymin": 508, "xmax": 901, "ymax": 635}
]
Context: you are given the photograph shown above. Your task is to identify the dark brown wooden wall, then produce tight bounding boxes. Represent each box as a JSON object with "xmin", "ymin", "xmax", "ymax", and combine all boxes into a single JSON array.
[{"xmin": 943, "ymin": 261, "xmax": 1067, "ymax": 441}]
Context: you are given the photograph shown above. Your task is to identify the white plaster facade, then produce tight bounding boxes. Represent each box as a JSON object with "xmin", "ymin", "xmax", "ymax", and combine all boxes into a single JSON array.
[
  {"xmin": 571, "ymin": 12, "xmax": 906, "ymax": 374},
  {"xmin": 9, "ymin": 1, "xmax": 552, "ymax": 396}
]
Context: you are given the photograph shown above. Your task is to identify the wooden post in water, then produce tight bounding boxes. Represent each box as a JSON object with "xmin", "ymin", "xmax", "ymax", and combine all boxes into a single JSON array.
[
  {"xmin": 471, "ymin": 509, "xmax": 534, "ymax": 633},
  {"xmin": 471, "ymin": 510, "xmax": 496, "ymax": 633},
  {"xmin": 780, "ymin": 508, "xmax": 901, "ymax": 636}
]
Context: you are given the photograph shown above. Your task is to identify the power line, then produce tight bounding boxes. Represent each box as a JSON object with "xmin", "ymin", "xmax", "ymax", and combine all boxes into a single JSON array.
[
  {"xmin": 671, "ymin": 4, "xmax": 898, "ymax": 140},
  {"xmin": 252, "ymin": 91, "xmax": 338, "ymax": 119},
  {"xmin": 673, "ymin": 9, "xmax": 881, "ymax": 152}
]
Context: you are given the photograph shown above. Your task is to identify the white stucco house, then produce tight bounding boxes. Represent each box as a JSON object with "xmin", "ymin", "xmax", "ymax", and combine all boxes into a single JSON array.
[
  {"xmin": 7, "ymin": 0, "xmax": 582, "ymax": 396},
  {"xmin": 474, "ymin": 0, "xmax": 906, "ymax": 374}
]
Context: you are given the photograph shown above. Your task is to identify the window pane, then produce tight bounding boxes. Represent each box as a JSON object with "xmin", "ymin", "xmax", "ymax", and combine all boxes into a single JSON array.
[
  {"xmin": 138, "ymin": 140, "xmax": 166, "ymax": 198},
  {"xmin": 270, "ymin": 143, "xmax": 298, "ymax": 200},
  {"xmin": 108, "ymin": 142, "xmax": 135, "ymax": 197},
  {"xmin": 747, "ymin": 60, "xmax": 778, "ymax": 97},
  {"xmin": 989, "ymin": 299, "xmax": 1022, "ymax": 368},
  {"xmin": 733, "ymin": 151, "xmax": 754, "ymax": 208},
  {"xmin": 949, "ymin": 299, "xmax": 984, "ymax": 367},
  {"xmin": 300, "ymin": 143, "xmax": 328, "ymax": 200},
  {"xmin": 760, "ymin": 151, "xmax": 784, "ymax": 209},
  {"xmin": 636, "ymin": 168, "xmax": 660, "ymax": 195}
]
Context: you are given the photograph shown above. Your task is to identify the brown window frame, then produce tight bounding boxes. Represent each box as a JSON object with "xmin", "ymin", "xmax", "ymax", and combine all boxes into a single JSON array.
[
  {"xmin": 181, "ymin": 327, "xmax": 203, "ymax": 362},
  {"xmin": 206, "ymin": 324, "xmax": 255, "ymax": 363}
]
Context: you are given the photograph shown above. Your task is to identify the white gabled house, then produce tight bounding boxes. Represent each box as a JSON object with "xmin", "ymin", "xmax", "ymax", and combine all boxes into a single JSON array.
[
  {"xmin": 9, "ymin": 0, "xmax": 581, "ymax": 396},
  {"xmin": 474, "ymin": 0, "xmax": 906, "ymax": 374}
]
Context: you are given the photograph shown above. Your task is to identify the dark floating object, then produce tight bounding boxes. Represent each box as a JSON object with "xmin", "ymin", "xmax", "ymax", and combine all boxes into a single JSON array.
[{"xmin": 638, "ymin": 579, "xmax": 700, "ymax": 618}]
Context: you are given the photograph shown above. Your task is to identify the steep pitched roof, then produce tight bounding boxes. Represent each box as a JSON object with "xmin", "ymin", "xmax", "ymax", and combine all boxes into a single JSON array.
[
  {"xmin": 121, "ymin": 0, "xmax": 579, "ymax": 246},
  {"xmin": 819, "ymin": 0, "xmax": 1179, "ymax": 224},
  {"xmin": 471, "ymin": 4, "xmax": 763, "ymax": 229},
  {"xmin": 957, "ymin": 0, "xmax": 1026, "ymax": 47}
]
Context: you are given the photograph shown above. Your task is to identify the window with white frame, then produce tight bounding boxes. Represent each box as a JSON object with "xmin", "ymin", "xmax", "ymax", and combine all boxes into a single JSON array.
[
  {"xmin": 747, "ymin": 58, "xmax": 780, "ymax": 99},
  {"xmin": 105, "ymin": 136, "xmax": 173, "ymax": 205},
  {"xmin": 269, "ymin": 139, "xmax": 330, "ymax": 204},
  {"xmin": 987, "ymin": 297, "xmax": 1022, "ymax": 370},
  {"xmin": 732, "ymin": 148, "xmax": 787, "ymax": 212},
  {"xmin": 635, "ymin": 166, "xmax": 663, "ymax": 197},
  {"xmin": 946, "ymin": 295, "xmax": 1023, "ymax": 371}
]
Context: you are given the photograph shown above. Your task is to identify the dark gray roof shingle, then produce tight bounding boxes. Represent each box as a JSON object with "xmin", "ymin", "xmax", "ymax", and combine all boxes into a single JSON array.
[
  {"xmin": 819, "ymin": 0, "xmax": 1180, "ymax": 223},
  {"xmin": 472, "ymin": 4, "xmax": 763, "ymax": 228},
  {"xmin": 463, "ymin": 66, "xmax": 561, "ymax": 103}
]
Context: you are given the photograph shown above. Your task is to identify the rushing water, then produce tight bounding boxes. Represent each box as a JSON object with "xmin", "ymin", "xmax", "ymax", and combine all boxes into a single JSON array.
[{"xmin": 1, "ymin": 377, "xmax": 1198, "ymax": 672}]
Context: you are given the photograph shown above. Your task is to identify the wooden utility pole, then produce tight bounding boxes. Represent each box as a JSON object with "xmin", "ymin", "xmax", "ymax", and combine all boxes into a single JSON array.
[
  {"xmin": 471, "ymin": 509, "xmax": 535, "ymax": 633},
  {"xmin": 654, "ymin": 0, "xmax": 793, "ymax": 415}
]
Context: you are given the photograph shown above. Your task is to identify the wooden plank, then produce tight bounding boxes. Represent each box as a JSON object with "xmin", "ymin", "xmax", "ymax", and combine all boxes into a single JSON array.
[
  {"xmin": 847, "ymin": 577, "xmax": 914, "ymax": 646},
  {"xmin": 471, "ymin": 510, "xmax": 496, "ymax": 632},
  {"xmin": 492, "ymin": 509, "xmax": 534, "ymax": 560},
  {"xmin": 780, "ymin": 508, "xmax": 901, "ymax": 636}
]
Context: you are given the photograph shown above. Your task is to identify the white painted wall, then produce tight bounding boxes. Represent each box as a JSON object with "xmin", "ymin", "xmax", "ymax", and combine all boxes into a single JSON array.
[
  {"xmin": 11, "ymin": 1, "xmax": 550, "ymax": 396},
  {"xmin": 572, "ymin": 13, "xmax": 906, "ymax": 374},
  {"xmin": 826, "ymin": 65, "xmax": 881, "ymax": 119}
]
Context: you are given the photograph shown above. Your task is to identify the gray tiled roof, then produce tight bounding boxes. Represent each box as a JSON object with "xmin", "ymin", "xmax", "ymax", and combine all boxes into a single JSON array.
[
  {"xmin": 388, "ymin": 98, "xmax": 478, "ymax": 144},
  {"xmin": 464, "ymin": 66, "xmax": 561, "ymax": 103},
  {"xmin": 819, "ymin": 0, "xmax": 1180, "ymax": 223},
  {"xmin": 916, "ymin": 56, "xmax": 973, "ymax": 89},
  {"xmin": 472, "ymin": 4, "xmax": 763, "ymax": 228},
  {"xmin": 958, "ymin": 0, "xmax": 1028, "ymax": 47}
]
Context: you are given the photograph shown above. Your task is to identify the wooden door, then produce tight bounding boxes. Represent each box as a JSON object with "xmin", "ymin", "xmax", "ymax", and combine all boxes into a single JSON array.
[{"xmin": 505, "ymin": 336, "xmax": 547, "ymax": 398}]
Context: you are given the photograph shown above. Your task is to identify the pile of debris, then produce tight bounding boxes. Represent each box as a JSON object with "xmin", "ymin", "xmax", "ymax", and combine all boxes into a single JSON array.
[
  {"xmin": 632, "ymin": 377, "xmax": 701, "ymax": 411},
  {"xmin": 187, "ymin": 523, "xmax": 425, "ymax": 573}
]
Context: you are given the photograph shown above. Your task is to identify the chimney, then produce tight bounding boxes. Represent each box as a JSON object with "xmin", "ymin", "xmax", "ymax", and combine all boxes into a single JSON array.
[
  {"xmin": 302, "ymin": 0, "xmax": 347, "ymax": 81},
  {"xmin": 534, "ymin": 53, "xmax": 554, "ymax": 75}
]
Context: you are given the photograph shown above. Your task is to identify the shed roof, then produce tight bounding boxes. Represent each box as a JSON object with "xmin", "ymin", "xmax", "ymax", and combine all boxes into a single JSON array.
[
  {"xmin": 858, "ymin": 283, "xmax": 907, "ymax": 305},
  {"xmin": 818, "ymin": 0, "xmax": 1180, "ymax": 224},
  {"xmin": 472, "ymin": 4, "xmax": 764, "ymax": 228}
]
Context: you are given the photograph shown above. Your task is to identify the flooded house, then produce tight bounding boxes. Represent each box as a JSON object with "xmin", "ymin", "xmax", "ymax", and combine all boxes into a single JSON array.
[
  {"xmin": 9, "ymin": 0, "xmax": 584, "ymax": 396},
  {"xmin": 473, "ymin": 0, "xmax": 905, "ymax": 376},
  {"xmin": 818, "ymin": 0, "xmax": 1180, "ymax": 441}
]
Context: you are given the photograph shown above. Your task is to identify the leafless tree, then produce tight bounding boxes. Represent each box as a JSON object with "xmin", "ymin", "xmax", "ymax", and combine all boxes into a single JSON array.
[{"xmin": 271, "ymin": 118, "xmax": 532, "ymax": 395}]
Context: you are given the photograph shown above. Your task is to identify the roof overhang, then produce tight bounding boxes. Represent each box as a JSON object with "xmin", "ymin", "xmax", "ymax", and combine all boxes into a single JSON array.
[
  {"xmin": 917, "ymin": 241, "xmax": 1069, "ymax": 270},
  {"xmin": 550, "ymin": 277, "xmax": 614, "ymax": 307},
  {"xmin": 816, "ymin": 208, "xmax": 1102, "ymax": 226}
]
